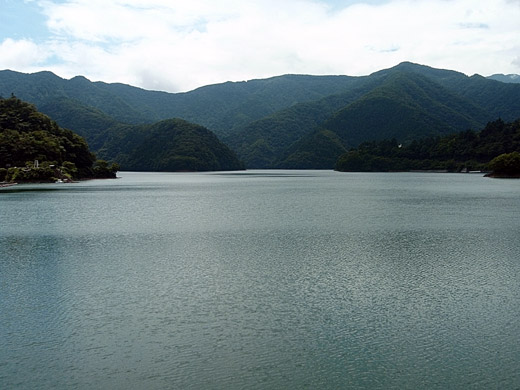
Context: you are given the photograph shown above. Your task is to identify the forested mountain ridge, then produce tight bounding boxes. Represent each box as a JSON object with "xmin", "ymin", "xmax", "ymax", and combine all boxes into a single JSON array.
[
  {"xmin": 2, "ymin": 62, "xmax": 520, "ymax": 171},
  {"xmin": 236, "ymin": 68, "xmax": 510, "ymax": 168},
  {"xmin": 95, "ymin": 74, "xmax": 361, "ymax": 137},
  {"xmin": 221, "ymin": 75, "xmax": 383, "ymax": 168},
  {"xmin": 369, "ymin": 62, "xmax": 520, "ymax": 121},
  {"xmin": 224, "ymin": 63, "xmax": 520, "ymax": 168},
  {"xmin": 0, "ymin": 70, "xmax": 356, "ymax": 138},
  {"xmin": 321, "ymin": 71, "xmax": 488, "ymax": 145}
]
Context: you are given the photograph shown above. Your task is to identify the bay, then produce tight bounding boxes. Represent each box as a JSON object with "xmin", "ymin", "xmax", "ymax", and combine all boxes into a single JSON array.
[{"xmin": 1, "ymin": 171, "xmax": 520, "ymax": 389}]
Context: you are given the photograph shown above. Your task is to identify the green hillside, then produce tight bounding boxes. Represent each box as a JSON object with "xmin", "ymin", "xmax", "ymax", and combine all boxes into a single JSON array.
[
  {"xmin": 38, "ymin": 97, "xmax": 119, "ymax": 148},
  {"xmin": 245, "ymin": 70, "xmax": 493, "ymax": 169},
  {"xmin": 96, "ymin": 74, "xmax": 360, "ymax": 136},
  {"xmin": 276, "ymin": 129, "xmax": 347, "ymax": 169},
  {"xmin": 335, "ymin": 119, "xmax": 520, "ymax": 172},
  {"xmin": 222, "ymin": 76, "xmax": 380, "ymax": 168},
  {"xmin": 0, "ymin": 96, "xmax": 242, "ymax": 177},
  {"xmin": 226, "ymin": 64, "xmax": 520, "ymax": 169},
  {"xmin": 0, "ymin": 70, "xmax": 357, "ymax": 139},
  {"xmin": 3, "ymin": 62, "xmax": 520, "ymax": 171},
  {"xmin": 377, "ymin": 62, "xmax": 520, "ymax": 121},
  {"xmin": 0, "ymin": 96, "xmax": 116, "ymax": 182},
  {"xmin": 97, "ymin": 119, "xmax": 244, "ymax": 172},
  {"xmin": 323, "ymin": 71, "xmax": 488, "ymax": 146}
]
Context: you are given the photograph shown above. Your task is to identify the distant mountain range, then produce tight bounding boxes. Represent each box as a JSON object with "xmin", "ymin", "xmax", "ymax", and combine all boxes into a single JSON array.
[
  {"xmin": 1, "ymin": 62, "xmax": 520, "ymax": 170},
  {"xmin": 487, "ymin": 74, "xmax": 520, "ymax": 84}
]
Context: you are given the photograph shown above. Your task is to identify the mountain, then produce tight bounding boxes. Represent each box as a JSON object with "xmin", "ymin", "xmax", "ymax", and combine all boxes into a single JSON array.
[
  {"xmin": 98, "ymin": 119, "xmax": 244, "ymax": 172},
  {"xmin": 487, "ymin": 74, "xmax": 520, "ymax": 84},
  {"xmin": 222, "ymin": 76, "xmax": 380, "ymax": 168},
  {"xmin": 2, "ymin": 62, "xmax": 520, "ymax": 171},
  {"xmin": 96, "ymin": 74, "xmax": 360, "ymax": 136},
  {"xmin": 0, "ymin": 96, "xmax": 242, "ymax": 174},
  {"xmin": 367, "ymin": 62, "xmax": 520, "ymax": 121},
  {"xmin": 230, "ymin": 65, "xmax": 507, "ymax": 168},
  {"xmin": 0, "ymin": 70, "xmax": 356, "ymax": 140},
  {"xmin": 37, "ymin": 97, "xmax": 119, "ymax": 146},
  {"xmin": 238, "ymin": 63, "xmax": 520, "ymax": 168},
  {"xmin": 276, "ymin": 129, "xmax": 348, "ymax": 169},
  {"xmin": 323, "ymin": 71, "xmax": 487, "ymax": 143}
]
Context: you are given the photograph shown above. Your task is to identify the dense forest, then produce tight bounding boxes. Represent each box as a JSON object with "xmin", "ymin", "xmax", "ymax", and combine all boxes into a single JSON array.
[
  {"xmin": 101, "ymin": 119, "xmax": 244, "ymax": 172},
  {"xmin": 0, "ymin": 96, "xmax": 117, "ymax": 182},
  {"xmin": 225, "ymin": 63, "xmax": 520, "ymax": 168},
  {"xmin": 2, "ymin": 62, "xmax": 520, "ymax": 171},
  {"xmin": 335, "ymin": 119, "xmax": 520, "ymax": 175},
  {"xmin": 0, "ymin": 97, "xmax": 243, "ymax": 181}
]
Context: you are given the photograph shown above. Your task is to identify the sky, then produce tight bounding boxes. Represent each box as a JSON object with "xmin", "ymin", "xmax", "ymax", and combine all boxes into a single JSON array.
[{"xmin": 1, "ymin": 0, "xmax": 519, "ymax": 92}]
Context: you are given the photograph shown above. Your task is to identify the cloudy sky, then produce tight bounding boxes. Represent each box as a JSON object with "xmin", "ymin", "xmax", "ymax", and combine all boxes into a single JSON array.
[{"xmin": 1, "ymin": 0, "xmax": 519, "ymax": 92}]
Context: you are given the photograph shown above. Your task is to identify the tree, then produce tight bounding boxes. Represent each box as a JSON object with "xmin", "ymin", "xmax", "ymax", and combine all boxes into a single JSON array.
[
  {"xmin": 93, "ymin": 159, "xmax": 119, "ymax": 178},
  {"xmin": 488, "ymin": 152, "xmax": 520, "ymax": 177},
  {"xmin": 0, "ymin": 96, "xmax": 101, "ymax": 181},
  {"xmin": 335, "ymin": 151, "xmax": 368, "ymax": 171}
]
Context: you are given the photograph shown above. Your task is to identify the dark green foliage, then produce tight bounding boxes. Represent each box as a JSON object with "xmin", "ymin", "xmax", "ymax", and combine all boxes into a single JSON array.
[
  {"xmin": 223, "ymin": 77, "xmax": 378, "ymax": 168},
  {"xmin": 335, "ymin": 119, "xmax": 520, "ymax": 172},
  {"xmin": 447, "ymin": 75, "xmax": 520, "ymax": 121},
  {"xmin": 227, "ymin": 64, "xmax": 519, "ymax": 169},
  {"xmin": 0, "ymin": 71, "xmax": 147, "ymax": 125},
  {"xmin": 276, "ymin": 130, "xmax": 347, "ymax": 169},
  {"xmin": 96, "ymin": 74, "xmax": 360, "ymax": 137},
  {"xmin": 38, "ymin": 97, "xmax": 118, "ymax": 147},
  {"xmin": 488, "ymin": 152, "xmax": 520, "ymax": 177},
  {"xmin": 374, "ymin": 63, "xmax": 520, "ymax": 121},
  {"xmin": 114, "ymin": 119, "xmax": 243, "ymax": 172},
  {"xmin": 93, "ymin": 160, "xmax": 119, "ymax": 178},
  {"xmin": 0, "ymin": 70, "xmax": 357, "ymax": 140},
  {"xmin": 238, "ymin": 138, "xmax": 277, "ymax": 169},
  {"xmin": 0, "ymin": 97, "xmax": 242, "ymax": 176},
  {"xmin": 0, "ymin": 96, "xmax": 98, "ymax": 181},
  {"xmin": 3, "ymin": 63, "xmax": 520, "ymax": 171},
  {"xmin": 5, "ymin": 161, "xmax": 59, "ymax": 183},
  {"xmin": 322, "ymin": 71, "xmax": 488, "ymax": 147}
]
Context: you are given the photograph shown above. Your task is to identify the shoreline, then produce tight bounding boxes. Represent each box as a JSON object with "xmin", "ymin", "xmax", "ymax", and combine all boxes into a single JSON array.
[
  {"xmin": 0, "ymin": 182, "xmax": 18, "ymax": 188},
  {"xmin": 484, "ymin": 172, "xmax": 520, "ymax": 179}
]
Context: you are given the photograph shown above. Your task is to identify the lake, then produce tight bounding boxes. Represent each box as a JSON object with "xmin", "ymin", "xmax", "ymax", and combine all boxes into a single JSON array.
[{"xmin": 1, "ymin": 170, "xmax": 520, "ymax": 389}]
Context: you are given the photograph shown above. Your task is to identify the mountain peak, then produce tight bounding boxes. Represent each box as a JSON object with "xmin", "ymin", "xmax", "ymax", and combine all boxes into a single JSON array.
[{"xmin": 69, "ymin": 75, "xmax": 91, "ymax": 84}]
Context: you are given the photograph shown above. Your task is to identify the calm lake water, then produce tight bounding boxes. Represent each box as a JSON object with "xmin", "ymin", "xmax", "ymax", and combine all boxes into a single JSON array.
[{"xmin": 1, "ymin": 170, "xmax": 520, "ymax": 389}]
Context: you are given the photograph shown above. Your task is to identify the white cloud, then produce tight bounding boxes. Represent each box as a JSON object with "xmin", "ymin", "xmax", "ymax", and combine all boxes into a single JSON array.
[
  {"xmin": 0, "ymin": 38, "xmax": 49, "ymax": 69},
  {"xmin": 4, "ymin": 0, "xmax": 520, "ymax": 91}
]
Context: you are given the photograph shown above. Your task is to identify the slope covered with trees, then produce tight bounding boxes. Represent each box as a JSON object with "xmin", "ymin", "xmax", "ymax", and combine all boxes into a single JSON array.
[
  {"xmin": 106, "ymin": 119, "xmax": 244, "ymax": 172},
  {"xmin": 3, "ymin": 62, "xmax": 520, "ymax": 171},
  {"xmin": 0, "ymin": 96, "xmax": 242, "ymax": 179},
  {"xmin": 323, "ymin": 71, "xmax": 488, "ymax": 145},
  {"xmin": 0, "ymin": 96, "xmax": 117, "ymax": 182},
  {"xmin": 273, "ymin": 71, "xmax": 492, "ymax": 169},
  {"xmin": 335, "ymin": 119, "xmax": 520, "ymax": 173},
  {"xmin": 226, "ymin": 64, "xmax": 520, "ymax": 168},
  {"xmin": 0, "ymin": 70, "xmax": 357, "ymax": 139},
  {"xmin": 222, "ymin": 76, "xmax": 382, "ymax": 168}
]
